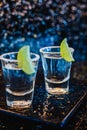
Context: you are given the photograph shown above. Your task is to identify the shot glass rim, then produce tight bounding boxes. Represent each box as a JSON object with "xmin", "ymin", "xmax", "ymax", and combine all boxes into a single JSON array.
[
  {"xmin": 40, "ymin": 46, "xmax": 74, "ymax": 54},
  {"xmin": 0, "ymin": 52, "xmax": 40, "ymax": 62}
]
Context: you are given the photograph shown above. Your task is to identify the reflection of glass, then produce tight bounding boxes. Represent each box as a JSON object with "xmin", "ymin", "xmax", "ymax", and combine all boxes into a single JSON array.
[
  {"xmin": 0, "ymin": 52, "xmax": 39, "ymax": 109},
  {"xmin": 40, "ymin": 46, "xmax": 74, "ymax": 95}
]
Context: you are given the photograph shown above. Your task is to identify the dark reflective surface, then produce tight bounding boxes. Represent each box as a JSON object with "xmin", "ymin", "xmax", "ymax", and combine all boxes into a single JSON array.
[{"xmin": 0, "ymin": 61, "xmax": 87, "ymax": 129}]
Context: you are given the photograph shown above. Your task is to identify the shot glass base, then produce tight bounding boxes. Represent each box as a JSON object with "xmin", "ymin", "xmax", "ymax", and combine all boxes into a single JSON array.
[
  {"xmin": 6, "ymin": 100, "xmax": 32, "ymax": 109},
  {"xmin": 46, "ymin": 87, "xmax": 69, "ymax": 95}
]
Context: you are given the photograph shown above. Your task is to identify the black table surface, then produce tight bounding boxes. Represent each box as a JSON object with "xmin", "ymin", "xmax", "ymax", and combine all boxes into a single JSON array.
[{"xmin": 0, "ymin": 61, "xmax": 87, "ymax": 130}]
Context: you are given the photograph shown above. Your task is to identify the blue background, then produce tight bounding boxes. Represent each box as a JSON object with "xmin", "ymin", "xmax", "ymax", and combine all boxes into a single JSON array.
[{"xmin": 0, "ymin": 0, "xmax": 87, "ymax": 62}]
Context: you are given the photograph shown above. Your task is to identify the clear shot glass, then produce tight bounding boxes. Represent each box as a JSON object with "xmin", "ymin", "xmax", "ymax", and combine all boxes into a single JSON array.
[
  {"xmin": 40, "ymin": 46, "xmax": 74, "ymax": 95},
  {"xmin": 0, "ymin": 52, "xmax": 40, "ymax": 109}
]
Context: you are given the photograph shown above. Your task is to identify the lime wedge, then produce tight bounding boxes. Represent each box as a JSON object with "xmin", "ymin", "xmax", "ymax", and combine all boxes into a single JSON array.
[
  {"xmin": 17, "ymin": 46, "xmax": 35, "ymax": 74},
  {"xmin": 60, "ymin": 38, "xmax": 75, "ymax": 62}
]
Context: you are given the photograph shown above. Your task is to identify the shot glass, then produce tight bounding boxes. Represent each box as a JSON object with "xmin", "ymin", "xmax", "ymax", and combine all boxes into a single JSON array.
[
  {"xmin": 0, "ymin": 52, "xmax": 40, "ymax": 109},
  {"xmin": 40, "ymin": 46, "xmax": 74, "ymax": 95}
]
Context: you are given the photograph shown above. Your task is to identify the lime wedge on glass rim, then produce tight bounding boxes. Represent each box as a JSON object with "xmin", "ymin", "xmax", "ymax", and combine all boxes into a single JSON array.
[
  {"xmin": 60, "ymin": 38, "xmax": 75, "ymax": 62},
  {"xmin": 17, "ymin": 46, "xmax": 35, "ymax": 74}
]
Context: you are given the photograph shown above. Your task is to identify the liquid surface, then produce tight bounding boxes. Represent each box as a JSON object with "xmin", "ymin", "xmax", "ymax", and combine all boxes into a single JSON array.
[{"xmin": 45, "ymin": 76, "xmax": 69, "ymax": 95}]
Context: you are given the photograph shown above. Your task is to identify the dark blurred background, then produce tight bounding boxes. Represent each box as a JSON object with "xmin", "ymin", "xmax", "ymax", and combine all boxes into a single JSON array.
[{"xmin": 0, "ymin": 0, "xmax": 87, "ymax": 62}]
